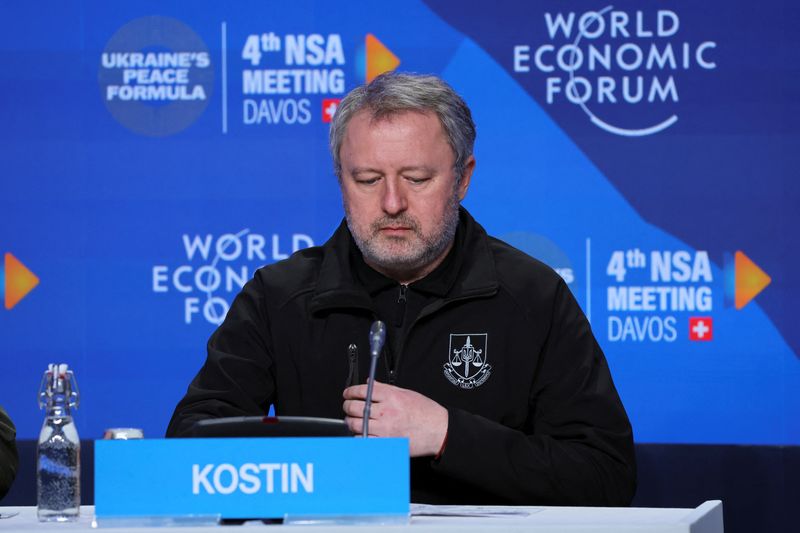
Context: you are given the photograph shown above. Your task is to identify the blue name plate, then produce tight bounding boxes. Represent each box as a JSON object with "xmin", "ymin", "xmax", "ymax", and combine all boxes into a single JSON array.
[{"xmin": 95, "ymin": 437, "xmax": 409, "ymax": 520}]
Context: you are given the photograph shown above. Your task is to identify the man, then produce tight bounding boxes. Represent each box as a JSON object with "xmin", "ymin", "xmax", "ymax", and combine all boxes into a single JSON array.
[
  {"xmin": 168, "ymin": 72, "xmax": 636, "ymax": 505},
  {"xmin": 0, "ymin": 406, "xmax": 18, "ymax": 500}
]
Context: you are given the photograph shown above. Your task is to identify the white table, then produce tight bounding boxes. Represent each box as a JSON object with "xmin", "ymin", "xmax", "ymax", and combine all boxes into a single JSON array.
[{"xmin": 0, "ymin": 502, "xmax": 723, "ymax": 532}]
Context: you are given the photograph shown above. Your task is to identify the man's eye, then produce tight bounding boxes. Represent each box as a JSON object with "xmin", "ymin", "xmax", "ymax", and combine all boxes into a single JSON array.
[
  {"xmin": 355, "ymin": 176, "xmax": 380, "ymax": 185},
  {"xmin": 406, "ymin": 176, "xmax": 431, "ymax": 184}
]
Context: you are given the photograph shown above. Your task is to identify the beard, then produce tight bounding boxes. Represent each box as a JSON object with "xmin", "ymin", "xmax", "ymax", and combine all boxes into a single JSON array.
[{"xmin": 345, "ymin": 192, "xmax": 461, "ymax": 279}]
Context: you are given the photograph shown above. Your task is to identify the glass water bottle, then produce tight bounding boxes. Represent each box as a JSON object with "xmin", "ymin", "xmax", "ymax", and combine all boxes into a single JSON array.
[{"xmin": 37, "ymin": 363, "xmax": 80, "ymax": 522}]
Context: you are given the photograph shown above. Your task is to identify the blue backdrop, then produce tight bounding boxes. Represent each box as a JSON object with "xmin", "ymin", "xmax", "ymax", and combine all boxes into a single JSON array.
[{"xmin": 2, "ymin": 0, "xmax": 797, "ymax": 445}]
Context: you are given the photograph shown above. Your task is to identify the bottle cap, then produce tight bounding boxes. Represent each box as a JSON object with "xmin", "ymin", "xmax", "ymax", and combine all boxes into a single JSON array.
[{"xmin": 102, "ymin": 428, "xmax": 144, "ymax": 440}]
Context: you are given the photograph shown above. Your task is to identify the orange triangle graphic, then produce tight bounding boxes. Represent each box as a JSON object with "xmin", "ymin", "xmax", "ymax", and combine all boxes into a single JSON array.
[
  {"xmin": 5, "ymin": 252, "xmax": 39, "ymax": 310},
  {"xmin": 366, "ymin": 33, "xmax": 400, "ymax": 83},
  {"xmin": 734, "ymin": 251, "xmax": 771, "ymax": 310}
]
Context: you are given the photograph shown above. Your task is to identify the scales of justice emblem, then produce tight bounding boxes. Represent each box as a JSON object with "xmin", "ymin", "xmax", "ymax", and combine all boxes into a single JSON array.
[{"xmin": 444, "ymin": 333, "xmax": 492, "ymax": 389}]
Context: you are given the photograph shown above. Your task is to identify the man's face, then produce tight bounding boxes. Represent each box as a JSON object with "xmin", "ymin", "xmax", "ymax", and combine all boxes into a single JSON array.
[{"xmin": 338, "ymin": 109, "xmax": 473, "ymax": 281}]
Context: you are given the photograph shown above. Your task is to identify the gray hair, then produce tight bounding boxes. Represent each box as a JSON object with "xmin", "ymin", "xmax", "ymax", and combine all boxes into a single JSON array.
[{"xmin": 329, "ymin": 72, "xmax": 476, "ymax": 181}]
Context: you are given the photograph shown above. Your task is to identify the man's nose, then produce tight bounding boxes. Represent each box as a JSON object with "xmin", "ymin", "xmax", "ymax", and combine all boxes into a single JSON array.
[{"xmin": 381, "ymin": 178, "xmax": 408, "ymax": 215}]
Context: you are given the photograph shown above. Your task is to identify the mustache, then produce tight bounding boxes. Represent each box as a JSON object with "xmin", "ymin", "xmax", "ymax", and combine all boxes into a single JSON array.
[{"xmin": 370, "ymin": 214, "xmax": 420, "ymax": 233}]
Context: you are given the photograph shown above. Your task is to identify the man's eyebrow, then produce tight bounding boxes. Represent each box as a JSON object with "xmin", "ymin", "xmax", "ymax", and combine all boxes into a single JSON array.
[
  {"xmin": 398, "ymin": 165, "xmax": 436, "ymax": 174},
  {"xmin": 350, "ymin": 167, "xmax": 383, "ymax": 176},
  {"xmin": 349, "ymin": 166, "xmax": 436, "ymax": 175}
]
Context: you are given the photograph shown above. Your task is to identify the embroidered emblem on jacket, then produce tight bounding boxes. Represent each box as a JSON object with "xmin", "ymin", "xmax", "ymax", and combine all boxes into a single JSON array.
[{"xmin": 444, "ymin": 334, "xmax": 492, "ymax": 389}]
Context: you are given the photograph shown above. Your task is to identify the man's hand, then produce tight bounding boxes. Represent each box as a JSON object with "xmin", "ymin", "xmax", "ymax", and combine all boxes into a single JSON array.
[{"xmin": 342, "ymin": 382, "xmax": 448, "ymax": 457}]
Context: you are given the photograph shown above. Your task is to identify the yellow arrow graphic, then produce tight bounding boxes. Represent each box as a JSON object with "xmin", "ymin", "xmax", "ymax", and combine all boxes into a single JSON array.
[
  {"xmin": 5, "ymin": 252, "xmax": 39, "ymax": 309},
  {"xmin": 366, "ymin": 34, "xmax": 400, "ymax": 83},
  {"xmin": 735, "ymin": 251, "xmax": 771, "ymax": 310}
]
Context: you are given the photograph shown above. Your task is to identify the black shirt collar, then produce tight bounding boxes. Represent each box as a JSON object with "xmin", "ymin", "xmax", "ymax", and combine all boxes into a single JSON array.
[{"xmin": 351, "ymin": 210, "xmax": 468, "ymax": 298}]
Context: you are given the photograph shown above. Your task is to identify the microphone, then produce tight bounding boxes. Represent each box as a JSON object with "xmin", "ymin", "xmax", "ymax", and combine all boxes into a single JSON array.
[
  {"xmin": 369, "ymin": 320, "xmax": 386, "ymax": 358},
  {"xmin": 363, "ymin": 320, "xmax": 386, "ymax": 437}
]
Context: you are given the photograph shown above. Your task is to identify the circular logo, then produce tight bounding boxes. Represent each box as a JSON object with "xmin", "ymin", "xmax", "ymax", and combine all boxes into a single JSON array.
[
  {"xmin": 560, "ymin": 6, "xmax": 677, "ymax": 137},
  {"xmin": 524, "ymin": 6, "xmax": 717, "ymax": 137},
  {"xmin": 98, "ymin": 16, "xmax": 214, "ymax": 136},
  {"xmin": 500, "ymin": 232, "xmax": 578, "ymax": 289}
]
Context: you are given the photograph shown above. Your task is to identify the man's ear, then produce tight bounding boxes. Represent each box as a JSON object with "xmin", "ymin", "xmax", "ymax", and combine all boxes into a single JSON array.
[{"xmin": 457, "ymin": 155, "xmax": 476, "ymax": 201}]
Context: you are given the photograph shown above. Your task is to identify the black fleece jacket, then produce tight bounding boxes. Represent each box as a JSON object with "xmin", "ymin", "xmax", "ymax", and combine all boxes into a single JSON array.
[
  {"xmin": 167, "ymin": 208, "xmax": 636, "ymax": 505},
  {"xmin": 0, "ymin": 406, "xmax": 18, "ymax": 500}
]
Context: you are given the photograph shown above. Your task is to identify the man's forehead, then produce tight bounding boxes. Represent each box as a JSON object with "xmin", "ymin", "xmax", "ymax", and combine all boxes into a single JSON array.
[
  {"xmin": 361, "ymin": 107, "xmax": 436, "ymax": 125},
  {"xmin": 343, "ymin": 108, "xmax": 447, "ymax": 144},
  {"xmin": 338, "ymin": 108, "xmax": 455, "ymax": 174},
  {"xmin": 339, "ymin": 107, "xmax": 445, "ymax": 139}
]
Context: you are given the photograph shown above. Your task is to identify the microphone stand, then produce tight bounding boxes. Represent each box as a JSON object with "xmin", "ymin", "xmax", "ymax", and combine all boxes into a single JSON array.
[{"xmin": 363, "ymin": 321, "xmax": 385, "ymax": 437}]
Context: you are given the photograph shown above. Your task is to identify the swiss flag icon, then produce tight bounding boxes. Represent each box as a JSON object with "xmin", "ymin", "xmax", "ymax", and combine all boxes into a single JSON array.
[
  {"xmin": 689, "ymin": 317, "xmax": 713, "ymax": 341},
  {"xmin": 322, "ymin": 99, "xmax": 340, "ymax": 123}
]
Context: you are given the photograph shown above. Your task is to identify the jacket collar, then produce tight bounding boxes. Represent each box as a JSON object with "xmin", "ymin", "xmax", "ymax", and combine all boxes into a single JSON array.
[{"xmin": 308, "ymin": 207, "xmax": 498, "ymax": 314}]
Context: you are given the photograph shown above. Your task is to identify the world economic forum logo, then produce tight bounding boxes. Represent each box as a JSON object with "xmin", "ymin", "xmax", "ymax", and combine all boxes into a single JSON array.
[
  {"xmin": 98, "ymin": 16, "xmax": 214, "ymax": 136},
  {"xmin": 152, "ymin": 230, "xmax": 314, "ymax": 326},
  {"xmin": 512, "ymin": 6, "xmax": 718, "ymax": 136}
]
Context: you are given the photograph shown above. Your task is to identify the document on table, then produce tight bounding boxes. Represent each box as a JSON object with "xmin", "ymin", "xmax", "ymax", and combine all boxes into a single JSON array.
[{"xmin": 411, "ymin": 504, "xmax": 540, "ymax": 518}]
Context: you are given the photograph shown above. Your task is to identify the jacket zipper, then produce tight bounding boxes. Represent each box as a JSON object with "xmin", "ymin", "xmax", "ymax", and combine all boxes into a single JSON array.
[
  {"xmin": 386, "ymin": 284, "xmax": 408, "ymax": 384},
  {"xmin": 394, "ymin": 284, "xmax": 408, "ymax": 326}
]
